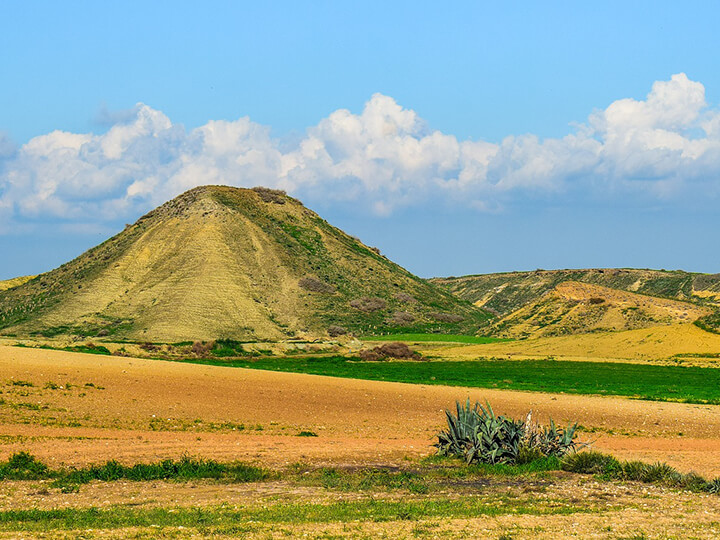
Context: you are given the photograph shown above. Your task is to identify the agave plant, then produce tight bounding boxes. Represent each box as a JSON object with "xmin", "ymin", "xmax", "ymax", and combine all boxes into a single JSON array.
[{"xmin": 436, "ymin": 400, "xmax": 585, "ymax": 465}]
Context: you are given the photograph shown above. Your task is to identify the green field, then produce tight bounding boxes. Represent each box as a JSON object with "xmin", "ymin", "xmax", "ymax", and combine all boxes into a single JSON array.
[
  {"xmin": 361, "ymin": 334, "xmax": 508, "ymax": 344},
  {"xmin": 188, "ymin": 356, "xmax": 720, "ymax": 405}
]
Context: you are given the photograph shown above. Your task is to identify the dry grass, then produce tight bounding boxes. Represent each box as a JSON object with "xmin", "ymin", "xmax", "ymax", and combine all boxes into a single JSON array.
[{"xmin": 438, "ymin": 323, "xmax": 720, "ymax": 363}]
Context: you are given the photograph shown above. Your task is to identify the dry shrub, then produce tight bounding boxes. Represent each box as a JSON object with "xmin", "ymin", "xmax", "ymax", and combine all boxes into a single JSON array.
[
  {"xmin": 369, "ymin": 246, "xmax": 381, "ymax": 255},
  {"xmin": 589, "ymin": 297, "xmax": 605, "ymax": 305},
  {"xmin": 140, "ymin": 342, "xmax": 160, "ymax": 352},
  {"xmin": 252, "ymin": 186, "xmax": 286, "ymax": 204},
  {"xmin": 358, "ymin": 342, "xmax": 421, "ymax": 361},
  {"xmin": 191, "ymin": 341, "xmax": 215, "ymax": 357},
  {"xmin": 350, "ymin": 297, "xmax": 387, "ymax": 312},
  {"xmin": 394, "ymin": 292, "xmax": 417, "ymax": 303},
  {"xmin": 299, "ymin": 277, "xmax": 336, "ymax": 294},
  {"xmin": 327, "ymin": 325, "xmax": 348, "ymax": 337},
  {"xmin": 429, "ymin": 312, "xmax": 465, "ymax": 323},
  {"xmin": 389, "ymin": 311, "xmax": 415, "ymax": 325},
  {"xmin": 96, "ymin": 329, "xmax": 109, "ymax": 337},
  {"xmin": 358, "ymin": 349, "xmax": 383, "ymax": 361}
]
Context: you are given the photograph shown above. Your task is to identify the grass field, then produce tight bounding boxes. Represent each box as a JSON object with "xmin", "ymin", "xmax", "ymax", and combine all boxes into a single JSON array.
[
  {"xmin": 188, "ymin": 356, "xmax": 720, "ymax": 404},
  {"xmin": 361, "ymin": 333, "xmax": 508, "ymax": 344}
]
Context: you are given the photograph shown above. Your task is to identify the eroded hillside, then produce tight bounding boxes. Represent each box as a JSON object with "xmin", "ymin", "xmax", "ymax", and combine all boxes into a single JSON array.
[
  {"xmin": 434, "ymin": 268, "xmax": 720, "ymax": 336},
  {"xmin": 489, "ymin": 281, "xmax": 711, "ymax": 339}
]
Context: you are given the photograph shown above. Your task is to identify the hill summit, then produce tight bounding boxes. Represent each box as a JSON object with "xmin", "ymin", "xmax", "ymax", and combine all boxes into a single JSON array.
[{"xmin": 0, "ymin": 186, "xmax": 489, "ymax": 341}]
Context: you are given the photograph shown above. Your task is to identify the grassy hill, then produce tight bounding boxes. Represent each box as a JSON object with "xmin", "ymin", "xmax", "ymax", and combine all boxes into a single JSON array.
[
  {"xmin": 0, "ymin": 276, "xmax": 35, "ymax": 291},
  {"xmin": 0, "ymin": 186, "xmax": 490, "ymax": 342},
  {"xmin": 433, "ymin": 269, "xmax": 720, "ymax": 336}
]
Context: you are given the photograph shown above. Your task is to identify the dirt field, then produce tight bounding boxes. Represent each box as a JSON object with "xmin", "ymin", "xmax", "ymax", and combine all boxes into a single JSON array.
[
  {"xmin": 2, "ymin": 344, "xmax": 720, "ymax": 474},
  {"xmin": 3, "ymin": 344, "xmax": 720, "ymax": 538}
]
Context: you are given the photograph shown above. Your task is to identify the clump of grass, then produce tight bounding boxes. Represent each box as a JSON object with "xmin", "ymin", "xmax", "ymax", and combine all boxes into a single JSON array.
[
  {"xmin": 296, "ymin": 430, "xmax": 318, "ymax": 437},
  {"xmin": 0, "ymin": 452, "xmax": 269, "ymax": 487},
  {"xmin": 0, "ymin": 452, "xmax": 49, "ymax": 480},
  {"xmin": 561, "ymin": 451, "xmax": 619, "ymax": 475},
  {"xmin": 562, "ymin": 451, "xmax": 715, "ymax": 493},
  {"xmin": 8, "ymin": 380, "xmax": 34, "ymax": 387},
  {"xmin": 58, "ymin": 456, "xmax": 268, "ymax": 485}
]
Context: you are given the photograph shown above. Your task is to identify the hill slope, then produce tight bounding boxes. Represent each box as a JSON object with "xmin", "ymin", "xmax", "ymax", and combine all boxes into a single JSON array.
[
  {"xmin": 489, "ymin": 281, "xmax": 711, "ymax": 339},
  {"xmin": 432, "ymin": 269, "xmax": 720, "ymax": 316},
  {"xmin": 0, "ymin": 186, "xmax": 489, "ymax": 341},
  {"xmin": 433, "ymin": 269, "xmax": 720, "ymax": 337},
  {"xmin": 0, "ymin": 276, "xmax": 35, "ymax": 291}
]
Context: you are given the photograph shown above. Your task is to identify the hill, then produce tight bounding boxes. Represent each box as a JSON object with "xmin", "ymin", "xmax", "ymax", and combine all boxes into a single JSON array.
[
  {"xmin": 432, "ymin": 268, "xmax": 720, "ymax": 314},
  {"xmin": 488, "ymin": 281, "xmax": 710, "ymax": 339},
  {"xmin": 0, "ymin": 186, "xmax": 490, "ymax": 341},
  {"xmin": 433, "ymin": 268, "xmax": 720, "ymax": 335}
]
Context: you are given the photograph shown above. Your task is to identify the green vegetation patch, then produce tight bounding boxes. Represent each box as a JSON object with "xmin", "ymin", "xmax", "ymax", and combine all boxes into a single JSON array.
[
  {"xmin": 0, "ymin": 452, "xmax": 268, "ymax": 486},
  {"xmin": 695, "ymin": 309, "xmax": 720, "ymax": 334},
  {"xmin": 0, "ymin": 497, "xmax": 591, "ymax": 533},
  {"xmin": 186, "ymin": 356, "xmax": 720, "ymax": 404},
  {"xmin": 563, "ymin": 451, "xmax": 719, "ymax": 493},
  {"xmin": 61, "ymin": 343, "xmax": 111, "ymax": 355},
  {"xmin": 361, "ymin": 333, "xmax": 509, "ymax": 344}
]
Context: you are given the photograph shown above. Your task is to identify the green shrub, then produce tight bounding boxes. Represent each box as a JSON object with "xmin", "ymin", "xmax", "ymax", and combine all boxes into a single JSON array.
[
  {"xmin": 620, "ymin": 460, "xmax": 647, "ymax": 481},
  {"xmin": 564, "ymin": 452, "xmax": 715, "ymax": 493},
  {"xmin": 0, "ymin": 452, "xmax": 50, "ymax": 480},
  {"xmin": 708, "ymin": 478, "xmax": 720, "ymax": 494},
  {"xmin": 561, "ymin": 451, "xmax": 619, "ymax": 475},
  {"xmin": 435, "ymin": 400, "xmax": 583, "ymax": 465},
  {"xmin": 640, "ymin": 462, "xmax": 680, "ymax": 484}
]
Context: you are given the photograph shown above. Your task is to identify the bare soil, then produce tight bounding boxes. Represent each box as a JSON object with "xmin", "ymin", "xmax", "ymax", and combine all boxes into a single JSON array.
[{"xmin": 2, "ymin": 345, "xmax": 720, "ymax": 475}]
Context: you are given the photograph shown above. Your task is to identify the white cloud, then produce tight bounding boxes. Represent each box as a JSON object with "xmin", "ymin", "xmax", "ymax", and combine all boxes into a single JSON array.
[{"xmin": 1, "ymin": 73, "xmax": 720, "ymax": 229}]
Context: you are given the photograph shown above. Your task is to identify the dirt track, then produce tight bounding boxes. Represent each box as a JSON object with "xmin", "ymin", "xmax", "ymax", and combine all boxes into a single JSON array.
[{"xmin": 2, "ymin": 345, "xmax": 720, "ymax": 476}]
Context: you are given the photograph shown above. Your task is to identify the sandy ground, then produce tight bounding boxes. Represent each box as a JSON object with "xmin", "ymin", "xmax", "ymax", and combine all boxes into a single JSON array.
[{"xmin": 2, "ymin": 345, "xmax": 720, "ymax": 477}]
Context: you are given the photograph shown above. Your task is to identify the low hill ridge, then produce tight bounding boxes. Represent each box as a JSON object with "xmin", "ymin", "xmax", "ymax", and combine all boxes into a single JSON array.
[{"xmin": 489, "ymin": 281, "xmax": 711, "ymax": 339}]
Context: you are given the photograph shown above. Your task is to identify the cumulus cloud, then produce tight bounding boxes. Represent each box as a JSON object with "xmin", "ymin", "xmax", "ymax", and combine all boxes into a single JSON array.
[{"xmin": 1, "ymin": 73, "xmax": 720, "ymax": 229}]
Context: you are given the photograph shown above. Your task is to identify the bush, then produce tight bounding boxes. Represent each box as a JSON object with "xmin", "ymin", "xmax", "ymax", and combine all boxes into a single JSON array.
[
  {"xmin": 641, "ymin": 462, "xmax": 680, "ymax": 484},
  {"xmin": 436, "ymin": 400, "xmax": 583, "ymax": 465},
  {"xmin": 327, "ymin": 325, "xmax": 348, "ymax": 337},
  {"xmin": 388, "ymin": 311, "xmax": 415, "ymax": 325},
  {"xmin": 252, "ymin": 186, "xmax": 286, "ymax": 204},
  {"xmin": 563, "ymin": 452, "xmax": 714, "ymax": 493},
  {"xmin": 589, "ymin": 297, "xmax": 605, "ymax": 305},
  {"xmin": 299, "ymin": 277, "xmax": 336, "ymax": 294},
  {"xmin": 350, "ymin": 297, "xmax": 387, "ymax": 312},
  {"xmin": 358, "ymin": 342, "xmax": 421, "ymax": 361},
  {"xmin": 191, "ymin": 341, "xmax": 214, "ymax": 357},
  {"xmin": 358, "ymin": 349, "xmax": 383, "ymax": 362},
  {"xmin": 561, "ymin": 451, "xmax": 619, "ymax": 475},
  {"xmin": 0, "ymin": 452, "xmax": 50, "ymax": 480},
  {"xmin": 429, "ymin": 312, "xmax": 465, "ymax": 323},
  {"xmin": 708, "ymin": 478, "xmax": 720, "ymax": 494},
  {"xmin": 394, "ymin": 292, "xmax": 417, "ymax": 303}
]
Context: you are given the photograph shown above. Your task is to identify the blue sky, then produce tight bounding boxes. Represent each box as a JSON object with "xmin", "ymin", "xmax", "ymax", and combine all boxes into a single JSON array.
[{"xmin": 1, "ymin": 1, "xmax": 720, "ymax": 279}]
